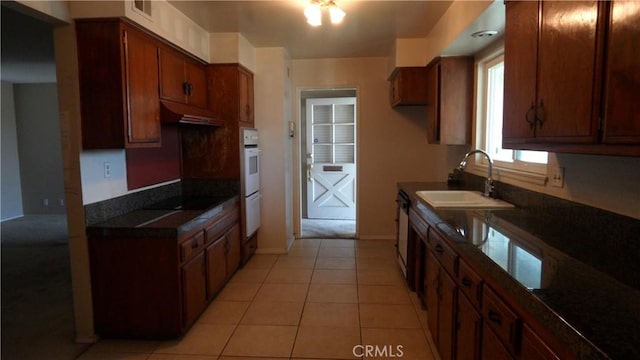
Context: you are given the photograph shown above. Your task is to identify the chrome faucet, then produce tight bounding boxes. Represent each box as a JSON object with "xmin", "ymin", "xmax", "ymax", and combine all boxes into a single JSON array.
[{"xmin": 457, "ymin": 149, "xmax": 494, "ymax": 197}]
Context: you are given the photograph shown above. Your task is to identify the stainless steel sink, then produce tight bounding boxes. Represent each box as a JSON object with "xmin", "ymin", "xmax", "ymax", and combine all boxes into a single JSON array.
[{"xmin": 416, "ymin": 190, "xmax": 515, "ymax": 209}]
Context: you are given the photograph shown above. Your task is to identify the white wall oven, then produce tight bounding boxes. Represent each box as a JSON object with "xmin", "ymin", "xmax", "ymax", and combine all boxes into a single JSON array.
[{"xmin": 242, "ymin": 128, "xmax": 261, "ymax": 238}]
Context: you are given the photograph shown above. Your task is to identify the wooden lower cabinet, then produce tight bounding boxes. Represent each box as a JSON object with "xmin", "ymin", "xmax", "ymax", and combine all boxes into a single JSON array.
[
  {"xmin": 520, "ymin": 325, "xmax": 560, "ymax": 360},
  {"xmin": 182, "ymin": 252, "xmax": 207, "ymax": 328},
  {"xmin": 206, "ymin": 235, "xmax": 228, "ymax": 299},
  {"xmin": 456, "ymin": 293, "xmax": 482, "ymax": 360},
  {"xmin": 410, "ymin": 204, "xmax": 568, "ymax": 360},
  {"xmin": 425, "ymin": 250, "xmax": 457, "ymax": 360},
  {"xmin": 482, "ymin": 322, "xmax": 515, "ymax": 360},
  {"xmin": 89, "ymin": 203, "xmax": 240, "ymax": 339}
]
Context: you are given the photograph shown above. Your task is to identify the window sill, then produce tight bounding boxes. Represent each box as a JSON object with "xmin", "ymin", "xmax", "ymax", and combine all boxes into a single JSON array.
[{"xmin": 471, "ymin": 163, "xmax": 548, "ymax": 187}]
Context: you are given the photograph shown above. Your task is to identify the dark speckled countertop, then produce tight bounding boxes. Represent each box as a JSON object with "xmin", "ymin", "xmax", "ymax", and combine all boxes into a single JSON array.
[
  {"xmin": 86, "ymin": 196, "xmax": 238, "ymax": 239},
  {"xmin": 398, "ymin": 181, "xmax": 640, "ymax": 360}
]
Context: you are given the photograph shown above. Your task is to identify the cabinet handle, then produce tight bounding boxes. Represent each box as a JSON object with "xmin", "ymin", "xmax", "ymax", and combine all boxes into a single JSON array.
[
  {"xmin": 537, "ymin": 100, "xmax": 545, "ymax": 128},
  {"xmin": 435, "ymin": 243, "xmax": 444, "ymax": 254},
  {"xmin": 488, "ymin": 309, "xmax": 502, "ymax": 325},
  {"xmin": 525, "ymin": 103, "xmax": 536, "ymax": 130},
  {"xmin": 191, "ymin": 241, "xmax": 199, "ymax": 249},
  {"xmin": 183, "ymin": 82, "xmax": 190, "ymax": 96},
  {"xmin": 461, "ymin": 277, "xmax": 473, "ymax": 288}
]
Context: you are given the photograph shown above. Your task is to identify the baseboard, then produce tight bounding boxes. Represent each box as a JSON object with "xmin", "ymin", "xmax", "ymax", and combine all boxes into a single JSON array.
[
  {"xmin": 1, "ymin": 215, "xmax": 24, "ymax": 222},
  {"xmin": 255, "ymin": 247, "xmax": 288, "ymax": 255},
  {"xmin": 357, "ymin": 235, "xmax": 395, "ymax": 241}
]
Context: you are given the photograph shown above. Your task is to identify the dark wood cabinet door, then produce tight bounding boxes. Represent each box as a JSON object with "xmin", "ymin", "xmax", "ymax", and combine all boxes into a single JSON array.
[
  {"xmin": 426, "ymin": 62, "xmax": 440, "ymax": 143},
  {"xmin": 205, "ymin": 235, "xmax": 227, "ymax": 299},
  {"xmin": 185, "ymin": 60, "xmax": 208, "ymax": 109},
  {"xmin": 226, "ymin": 223, "xmax": 242, "ymax": 277},
  {"xmin": 503, "ymin": 1, "xmax": 539, "ymax": 145},
  {"xmin": 456, "ymin": 293, "xmax": 482, "ymax": 360},
  {"xmin": 426, "ymin": 250, "xmax": 440, "ymax": 344},
  {"xmin": 535, "ymin": 1, "xmax": 600, "ymax": 143},
  {"xmin": 238, "ymin": 67, "xmax": 254, "ymax": 125},
  {"xmin": 123, "ymin": 26, "xmax": 161, "ymax": 146},
  {"xmin": 520, "ymin": 324, "xmax": 560, "ymax": 360},
  {"xmin": 481, "ymin": 323, "xmax": 514, "ymax": 360},
  {"xmin": 601, "ymin": 1, "xmax": 640, "ymax": 144},
  {"xmin": 438, "ymin": 269, "xmax": 457, "ymax": 360},
  {"xmin": 181, "ymin": 252, "xmax": 207, "ymax": 328},
  {"xmin": 158, "ymin": 47, "xmax": 187, "ymax": 104}
]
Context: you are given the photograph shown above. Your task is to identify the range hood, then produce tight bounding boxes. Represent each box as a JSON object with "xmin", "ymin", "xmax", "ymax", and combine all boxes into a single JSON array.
[{"xmin": 160, "ymin": 100, "xmax": 223, "ymax": 126}]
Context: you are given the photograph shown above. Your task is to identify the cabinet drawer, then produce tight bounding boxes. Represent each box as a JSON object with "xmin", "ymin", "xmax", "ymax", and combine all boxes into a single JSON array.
[
  {"xmin": 181, "ymin": 231, "xmax": 205, "ymax": 262},
  {"xmin": 428, "ymin": 228, "xmax": 458, "ymax": 277},
  {"xmin": 482, "ymin": 286, "xmax": 521, "ymax": 355},
  {"xmin": 458, "ymin": 259, "xmax": 483, "ymax": 309},
  {"xmin": 204, "ymin": 207, "xmax": 239, "ymax": 243}
]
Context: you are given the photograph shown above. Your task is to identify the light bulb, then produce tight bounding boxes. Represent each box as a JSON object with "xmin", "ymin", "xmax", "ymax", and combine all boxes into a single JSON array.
[
  {"xmin": 305, "ymin": 3, "xmax": 322, "ymax": 26},
  {"xmin": 329, "ymin": 5, "xmax": 345, "ymax": 24}
]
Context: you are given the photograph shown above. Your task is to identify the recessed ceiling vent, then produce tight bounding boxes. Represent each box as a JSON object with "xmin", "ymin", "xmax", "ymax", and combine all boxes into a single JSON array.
[{"xmin": 471, "ymin": 30, "xmax": 498, "ymax": 39}]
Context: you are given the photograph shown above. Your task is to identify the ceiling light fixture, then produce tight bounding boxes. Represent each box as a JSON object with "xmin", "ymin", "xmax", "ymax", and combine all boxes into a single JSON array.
[{"xmin": 304, "ymin": 0, "xmax": 345, "ymax": 26}]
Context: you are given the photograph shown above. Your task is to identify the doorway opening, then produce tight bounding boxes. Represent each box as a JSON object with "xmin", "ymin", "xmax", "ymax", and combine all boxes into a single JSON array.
[
  {"xmin": 299, "ymin": 89, "xmax": 357, "ymax": 239},
  {"xmin": 0, "ymin": 5, "xmax": 88, "ymax": 359}
]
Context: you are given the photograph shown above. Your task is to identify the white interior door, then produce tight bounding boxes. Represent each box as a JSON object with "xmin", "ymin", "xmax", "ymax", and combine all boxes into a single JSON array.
[{"xmin": 306, "ymin": 97, "xmax": 356, "ymax": 220}]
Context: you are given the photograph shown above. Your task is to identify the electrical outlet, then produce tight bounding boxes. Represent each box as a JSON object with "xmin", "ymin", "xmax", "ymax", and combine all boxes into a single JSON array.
[
  {"xmin": 42, "ymin": 198, "xmax": 49, "ymax": 206},
  {"xmin": 104, "ymin": 162, "xmax": 111, "ymax": 178},
  {"xmin": 551, "ymin": 167, "xmax": 565, "ymax": 188},
  {"xmin": 58, "ymin": 199, "xmax": 65, "ymax": 207}
]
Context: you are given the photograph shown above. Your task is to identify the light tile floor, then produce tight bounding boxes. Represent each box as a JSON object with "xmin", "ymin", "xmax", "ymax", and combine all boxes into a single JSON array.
[{"xmin": 77, "ymin": 239, "xmax": 440, "ymax": 360}]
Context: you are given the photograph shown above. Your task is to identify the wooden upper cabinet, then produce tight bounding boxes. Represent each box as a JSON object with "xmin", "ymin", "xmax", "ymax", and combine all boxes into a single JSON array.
[
  {"xmin": 426, "ymin": 56, "xmax": 473, "ymax": 145},
  {"xmin": 76, "ymin": 19, "xmax": 161, "ymax": 149},
  {"xmin": 207, "ymin": 64, "xmax": 255, "ymax": 126},
  {"xmin": 158, "ymin": 46, "xmax": 208, "ymax": 109},
  {"xmin": 388, "ymin": 67, "xmax": 427, "ymax": 107},
  {"xmin": 504, "ymin": 1, "xmax": 599, "ymax": 146},
  {"xmin": 503, "ymin": 0, "xmax": 539, "ymax": 144},
  {"xmin": 535, "ymin": 1, "xmax": 600, "ymax": 143},
  {"xmin": 504, "ymin": 1, "xmax": 640, "ymax": 155},
  {"xmin": 601, "ymin": 1, "xmax": 640, "ymax": 145}
]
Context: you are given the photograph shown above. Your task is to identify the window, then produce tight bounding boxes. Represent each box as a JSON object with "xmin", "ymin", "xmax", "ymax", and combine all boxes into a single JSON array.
[{"xmin": 479, "ymin": 52, "xmax": 548, "ymax": 178}]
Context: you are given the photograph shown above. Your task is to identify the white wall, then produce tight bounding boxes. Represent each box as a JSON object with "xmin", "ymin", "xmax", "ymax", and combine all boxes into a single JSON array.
[
  {"xmin": 13, "ymin": 83, "xmax": 66, "ymax": 215},
  {"xmin": 254, "ymin": 47, "xmax": 293, "ymax": 253},
  {"xmin": 292, "ymin": 57, "xmax": 469, "ymax": 239},
  {"xmin": 1, "ymin": 82, "xmax": 24, "ymax": 220}
]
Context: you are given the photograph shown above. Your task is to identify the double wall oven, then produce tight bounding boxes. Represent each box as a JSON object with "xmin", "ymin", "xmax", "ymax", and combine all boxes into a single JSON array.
[{"xmin": 242, "ymin": 128, "xmax": 261, "ymax": 243}]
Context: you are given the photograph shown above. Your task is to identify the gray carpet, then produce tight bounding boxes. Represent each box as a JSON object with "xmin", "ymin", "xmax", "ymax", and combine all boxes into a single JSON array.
[
  {"xmin": 300, "ymin": 218, "xmax": 356, "ymax": 239},
  {"xmin": 1, "ymin": 215, "xmax": 90, "ymax": 360}
]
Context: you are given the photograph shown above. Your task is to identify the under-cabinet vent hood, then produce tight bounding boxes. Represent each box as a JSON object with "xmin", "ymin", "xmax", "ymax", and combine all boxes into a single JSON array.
[{"xmin": 160, "ymin": 100, "xmax": 222, "ymax": 126}]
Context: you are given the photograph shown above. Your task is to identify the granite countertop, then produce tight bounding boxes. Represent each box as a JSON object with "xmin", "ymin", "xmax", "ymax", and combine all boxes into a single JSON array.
[
  {"xmin": 86, "ymin": 195, "xmax": 238, "ymax": 239},
  {"xmin": 398, "ymin": 181, "xmax": 640, "ymax": 360}
]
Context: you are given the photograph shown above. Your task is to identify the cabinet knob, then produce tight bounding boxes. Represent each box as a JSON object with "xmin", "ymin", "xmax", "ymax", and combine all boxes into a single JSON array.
[{"xmin": 536, "ymin": 100, "xmax": 545, "ymax": 128}]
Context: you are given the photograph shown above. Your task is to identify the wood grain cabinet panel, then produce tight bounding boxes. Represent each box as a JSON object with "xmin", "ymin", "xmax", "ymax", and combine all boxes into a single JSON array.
[
  {"xmin": 208, "ymin": 63, "xmax": 255, "ymax": 127},
  {"xmin": 205, "ymin": 235, "xmax": 227, "ymax": 299},
  {"xmin": 388, "ymin": 67, "xmax": 427, "ymax": 107},
  {"xmin": 425, "ymin": 57, "xmax": 473, "ymax": 145},
  {"xmin": 425, "ymin": 249, "xmax": 457, "ymax": 360},
  {"xmin": 76, "ymin": 19, "xmax": 161, "ymax": 149},
  {"xmin": 456, "ymin": 292, "xmax": 482, "ymax": 360},
  {"xmin": 181, "ymin": 252, "xmax": 207, "ymax": 328},
  {"xmin": 158, "ymin": 46, "xmax": 209, "ymax": 110},
  {"xmin": 601, "ymin": 1, "xmax": 640, "ymax": 145}
]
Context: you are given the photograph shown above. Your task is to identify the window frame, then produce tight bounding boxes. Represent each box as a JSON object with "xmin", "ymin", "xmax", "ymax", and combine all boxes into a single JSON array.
[{"xmin": 474, "ymin": 49, "xmax": 548, "ymax": 186}]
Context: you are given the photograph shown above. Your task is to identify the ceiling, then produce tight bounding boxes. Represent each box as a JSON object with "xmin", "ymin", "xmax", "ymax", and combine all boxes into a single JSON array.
[{"xmin": 168, "ymin": 0, "xmax": 454, "ymax": 59}]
